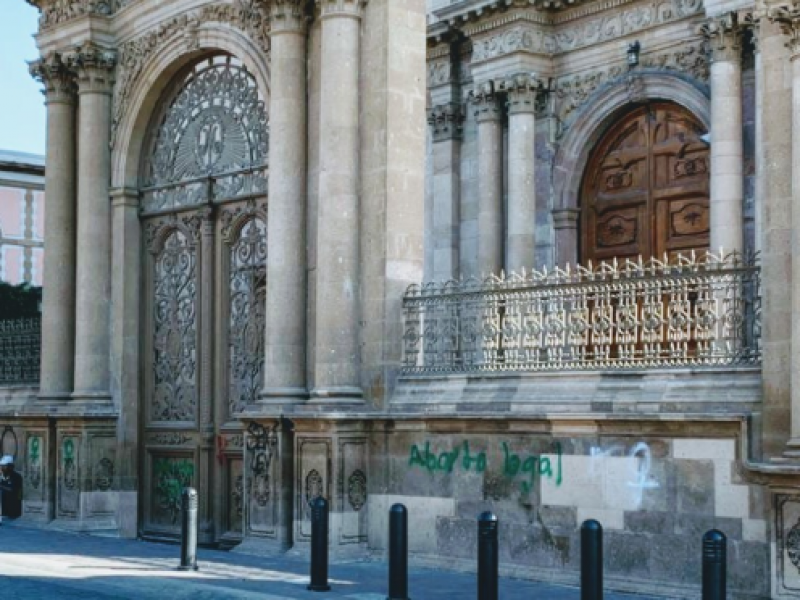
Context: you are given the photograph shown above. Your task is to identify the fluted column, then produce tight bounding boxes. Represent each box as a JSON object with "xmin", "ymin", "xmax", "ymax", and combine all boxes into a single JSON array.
[
  {"xmin": 500, "ymin": 74, "xmax": 540, "ymax": 273},
  {"xmin": 261, "ymin": 0, "xmax": 308, "ymax": 405},
  {"xmin": 471, "ymin": 82, "xmax": 504, "ymax": 276},
  {"xmin": 701, "ymin": 14, "xmax": 744, "ymax": 253},
  {"xmin": 66, "ymin": 42, "xmax": 116, "ymax": 403},
  {"xmin": 30, "ymin": 53, "xmax": 77, "ymax": 402},
  {"xmin": 427, "ymin": 103, "xmax": 463, "ymax": 281},
  {"xmin": 310, "ymin": 0, "xmax": 366, "ymax": 402}
]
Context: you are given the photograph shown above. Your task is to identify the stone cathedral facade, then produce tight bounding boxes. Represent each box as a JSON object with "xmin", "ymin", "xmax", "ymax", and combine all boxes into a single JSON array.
[{"xmin": 7, "ymin": 0, "xmax": 800, "ymax": 596}]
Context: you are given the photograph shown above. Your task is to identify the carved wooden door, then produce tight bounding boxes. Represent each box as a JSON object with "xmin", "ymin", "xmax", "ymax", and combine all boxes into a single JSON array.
[
  {"xmin": 581, "ymin": 102, "xmax": 710, "ymax": 263},
  {"xmin": 138, "ymin": 55, "xmax": 269, "ymax": 545}
]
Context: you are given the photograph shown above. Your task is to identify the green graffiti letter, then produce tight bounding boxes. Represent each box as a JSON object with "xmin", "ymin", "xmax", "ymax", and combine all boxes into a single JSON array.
[
  {"xmin": 502, "ymin": 442, "xmax": 520, "ymax": 476},
  {"xmin": 539, "ymin": 456, "xmax": 553, "ymax": 479}
]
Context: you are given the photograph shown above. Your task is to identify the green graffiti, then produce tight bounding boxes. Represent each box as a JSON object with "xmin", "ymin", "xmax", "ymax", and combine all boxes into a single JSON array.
[
  {"xmin": 29, "ymin": 437, "xmax": 40, "ymax": 463},
  {"xmin": 409, "ymin": 441, "xmax": 486, "ymax": 474},
  {"xmin": 154, "ymin": 458, "xmax": 195, "ymax": 525},
  {"xmin": 408, "ymin": 440, "xmax": 563, "ymax": 494},
  {"xmin": 63, "ymin": 438, "xmax": 74, "ymax": 462}
]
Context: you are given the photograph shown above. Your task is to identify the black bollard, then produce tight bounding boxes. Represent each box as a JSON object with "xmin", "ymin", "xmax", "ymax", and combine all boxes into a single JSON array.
[
  {"xmin": 178, "ymin": 487, "xmax": 198, "ymax": 571},
  {"xmin": 308, "ymin": 496, "xmax": 331, "ymax": 592},
  {"xmin": 581, "ymin": 519, "xmax": 603, "ymax": 600},
  {"xmin": 477, "ymin": 511, "xmax": 499, "ymax": 600},
  {"xmin": 387, "ymin": 503, "xmax": 410, "ymax": 600},
  {"xmin": 702, "ymin": 529, "xmax": 727, "ymax": 600}
]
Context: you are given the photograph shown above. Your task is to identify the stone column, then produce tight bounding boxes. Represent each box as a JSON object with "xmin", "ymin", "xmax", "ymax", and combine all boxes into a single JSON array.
[
  {"xmin": 553, "ymin": 208, "xmax": 580, "ymax": 267},
  {"xmin": 30, "ymin": 53, "xmax": 77, "ymax": 402},
  {"xmin": 472, "ymin": 82, "xmax": 504, "ymax": 276},
  {"xmin": 66, "ymin": 43, "xmax": 116, "ymax": 403},
  {"xmin": 701, "ymin": 14, "xmax": 744, "ymax": 254},
  {"xmin": 310, "ymin": 0, "xmax": 366, "ymax": 403},
  {"xmin": 428, "ymin": 103, "xmax": 464, "ymax": 281},
  {"xmin": 261, "ymin": 0, "xmax": 308, "ymax": 405},
  {"xmin": 500, "ymin": 74, "xmax": 540, "ymax": 273}
]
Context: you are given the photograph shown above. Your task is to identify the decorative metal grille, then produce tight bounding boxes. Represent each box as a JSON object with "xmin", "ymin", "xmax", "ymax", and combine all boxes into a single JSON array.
[
  {"xmin": 0, "ymin": 318, "xmax": 40, "ymax": 385},
  {"xmin": 151, "ymin": 228, "xmax": 198, "ymax": 421},
  {"xmin": 402, "ymin": 252, "xmax": 761, "ymax": 374},
  {"xmin": 228, "ymin": 217, "xmax": 267, "ymax": 415},
  {"xmin": 141, "ymin": 55, "xmax": 268, "ymax": 214}
]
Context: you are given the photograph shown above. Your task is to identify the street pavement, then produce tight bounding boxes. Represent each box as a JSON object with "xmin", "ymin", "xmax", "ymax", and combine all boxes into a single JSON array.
[{"xmin": 0, "ymin": 522, "xmax": 664, "ymax": 599}]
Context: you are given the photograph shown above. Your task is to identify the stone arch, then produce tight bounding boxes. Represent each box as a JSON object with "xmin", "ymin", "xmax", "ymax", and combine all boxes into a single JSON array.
[
  {"xmin": 112, "ymin": 22, "xmax": 270, "ymax": 192},
  {"xmin": 552, "ymin": 71, "xmax": 709, "ymax": 265}
]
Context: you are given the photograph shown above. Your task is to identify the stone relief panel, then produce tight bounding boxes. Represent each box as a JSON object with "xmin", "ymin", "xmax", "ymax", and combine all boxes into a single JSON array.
[
  {"xmin": 246, "ymin": 421, "xmax": 279, "ymax": 537},
  {"xmin": 297, "ymin": 438, "xmax": 331, "ymax": 540},
  {"xmin": 778, "ymin": 495, "xmax": 800, "ymax": 595},
  {"xmin": 339, "ymin": 438, "xmax": 368, "ymax": 544},
  {"xmin": 57, "ymin": 434, "xmax": 79, "ymax": 517},
  {"xmin": 141, "ymin": 56, "xmax": 268, "ymax": 213}
]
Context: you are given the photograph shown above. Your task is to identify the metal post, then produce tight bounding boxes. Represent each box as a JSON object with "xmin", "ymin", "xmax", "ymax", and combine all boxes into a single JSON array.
[
  {"xmin": 178, "ymin": 487, "xmax": 198, "ymax": 571},
  {"xmin": 308, "ymin": 496, "xmax": 331, "ymax": 592},
  {"xmin": 581, "ymin": 519, "xmax": 603, "ymax": 600},
  {"xmin": 388, "ymin": 503, "xmax": 410, "ymax": 600},
  {"xmin": 702, "ymin": 529, "xmax": 726, "ymax": 600},
  {"xmin": 477, "ymin": 511, "xmax": 498, "ymax": 600}
]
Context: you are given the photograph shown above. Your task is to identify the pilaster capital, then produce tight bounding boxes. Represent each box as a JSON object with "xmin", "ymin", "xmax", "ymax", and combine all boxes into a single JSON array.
[
  {"xmin": 271, "ymin": 0, "xmax": 307, "ymax": 35},
  {"xmin": 697, "ymin": 12, "xmax": 743, "ymax": 63},
  {"xmin": 768, "ymin": 3, "xmax": 800, "ymax": 58},
  {"xmin": 497, "ymin": 73, "xmax": 544, "ymax": 116},
  {"xmin": 469, "ymin": 81, "xmax": 503, "ymax": 123},
  {"xmin": 29, "ymin": 52, "xmax": 77, "ymax": 105},
  {"xmin": 317, "ymin": 0, "xmax": 367, "ymax": 20},
  {"xmin": 552, "ymin": 208, "xmax": 580, "ymax": 230},
  {"xmin": 65, "ymin": 41, "xmax": 117, "ymax": 95},
  {"xmin": 428, "ymin": 103, "xmax": 465, "ymax": 142}
]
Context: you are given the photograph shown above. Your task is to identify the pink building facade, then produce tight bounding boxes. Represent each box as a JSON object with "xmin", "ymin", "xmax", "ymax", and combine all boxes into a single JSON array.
[{"xmin": 0, "ymin": 150, "xmax": 45, "ymax": 287}]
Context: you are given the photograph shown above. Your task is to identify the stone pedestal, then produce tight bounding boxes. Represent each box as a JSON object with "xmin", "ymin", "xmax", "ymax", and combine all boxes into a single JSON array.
[
  {"xmin": 30, "ymin": 53, "xmax": 77, "ymax": 404},
  {"xmin": 472, "ymin": 82, "xmax": 504, "ymax": 276}
]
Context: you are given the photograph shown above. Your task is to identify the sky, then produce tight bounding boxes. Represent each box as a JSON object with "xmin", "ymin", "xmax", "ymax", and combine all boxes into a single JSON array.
[{"xmin": 0, "ymin": 3, "xmax": 46, "ymax": 156}]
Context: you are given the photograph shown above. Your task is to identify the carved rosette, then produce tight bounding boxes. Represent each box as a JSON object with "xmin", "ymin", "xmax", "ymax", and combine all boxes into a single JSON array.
[
  {"xmin": 698, "ymin": 13, "xmax": 743, "ymax": 63},
  {"xmin": 65, "ymin": 41, "xmax": 117, "ymax": 95},
  {"xmin": 30, "ymin": 52, "xmax": 77, "ymax": 105},
  {"xmin": 427, "ymin": 103, "xmax": 465, "ymax": 142},
  {"xmin": 498, "ymin": 73, "xmax": 544, "ymax": 115},
  {"xmin": 769, "ymin": 3, "xmax": 800, "ymax": 58},
  {"xmin": 317, "ymin": 0, "xmax": 368, "ymax": 19},
  {"xmin": 271, "ymin": 0, "xmax": 307, "ymax": 34},
  {"xmin": 470, "ymin": 81, "xmax": 503, "ymax": 123}
]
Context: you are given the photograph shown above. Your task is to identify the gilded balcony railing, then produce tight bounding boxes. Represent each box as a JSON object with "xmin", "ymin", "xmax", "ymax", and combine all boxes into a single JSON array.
[
  {"xmin": 402, "ymin": 251, "xmax": 761, "ymax": 375},
  {"xmin": 0, "ymin": 318, "xmax": 41, "ymax": 385}
]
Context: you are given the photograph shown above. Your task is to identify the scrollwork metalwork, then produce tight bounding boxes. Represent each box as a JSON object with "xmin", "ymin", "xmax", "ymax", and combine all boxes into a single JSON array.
[
  {"xmin": 403, "ymin": 251, "xmax": 761, "ymax": 374},
  {"xmin": 141, "ymin": 55, "xmax": 268, "ymax": 214}
]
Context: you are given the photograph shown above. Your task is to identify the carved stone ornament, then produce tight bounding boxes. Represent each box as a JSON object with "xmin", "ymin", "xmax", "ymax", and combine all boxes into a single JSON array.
[
  {"xmin": 347, "ymin": 469, "xmax": 367, "ymax": 512},
  {"xmin": 305, "ymin": 469, "xmax": 324, "ymax": 506},
  {"xmin": 147, "ymin": 432, "xmax": 192, "ymax": 445},
  {"xmin": 428, "ymin": 103, "xmax": 465, "ymax": 142},
  {"xmin": 26, "ymin": 0, "xmax": 119, "ymax": 30},
  {"xmin": 29, "ymin": 52, "xmax": 77, "ymax": 104},
  {"xmin": 94, "ymin": 458, "xmax": 114, "ymax": 491},
  {"xmin": 469, "ymin": 81, "xmax": 503, "ymax": 122},
  {"xmin": 64, "ymin": 41, "xmax": 117, "ymax": 94},
  {"xmin": 497, "ymin": 73, "xmax": 544, "ymax": 115},
  {"xmin": 697, "ymin": 12, "xmax": 743, "ymax": 62},
  {"xmin": 247, "ymin": 422, "xmax": 278, "ymax": 508},
  {"xmin": 271, "ymin": 0, "xmax": 307, "ymax": 33},
  {"xmin": 112, "ymin": 0, "xmax": 271, "ymax": 149},
  {"xmin": 769, "ymin": 3, "xmax": 800, "ymax": 57},
  {"xmin": 317, "ymin": 0, "xmax": 368, "ymax": 19},
  {"xmin": 787, "ymin": 517, "xmax": 800, "ymax": 572}
]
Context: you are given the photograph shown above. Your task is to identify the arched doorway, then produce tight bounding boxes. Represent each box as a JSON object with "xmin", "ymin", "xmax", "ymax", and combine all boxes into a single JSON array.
[
  {"xmin": 138, "ymin": 54, "xmax": 268, "ymax": 545},
  {"xmin": 580, "ymin": 101, "xmax": 710, "ymax": 264}
]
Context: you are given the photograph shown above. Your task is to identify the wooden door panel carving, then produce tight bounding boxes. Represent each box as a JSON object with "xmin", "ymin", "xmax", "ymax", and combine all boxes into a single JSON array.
[{"xmin": 581, "ymin": 102, "xmax": 709, "ymax": 263}]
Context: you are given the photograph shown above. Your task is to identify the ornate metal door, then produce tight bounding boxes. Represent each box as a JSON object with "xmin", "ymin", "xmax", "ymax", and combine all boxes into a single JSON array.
[
  {"xmin": 139, "ymin": 55, "xmax": 268, "ymax": 544},
  {"xmin": 581, "ymin": 102, "xmax": 710, "ymax": 263}
]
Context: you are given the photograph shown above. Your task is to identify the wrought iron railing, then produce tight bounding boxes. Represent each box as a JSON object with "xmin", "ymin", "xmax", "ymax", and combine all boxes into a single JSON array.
[
  {"xmin": 402, "ymin": 252, "xmax": 761, "ymax": 375},
  {"xmin": 0, "ymin": 318, "xmax": 41, "ymax": 385}
]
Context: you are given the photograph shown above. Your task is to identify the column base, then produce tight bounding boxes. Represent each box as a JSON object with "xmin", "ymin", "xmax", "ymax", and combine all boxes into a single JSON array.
[
  {"xmin": 35, "ymin": 392, "xmax": 72, "ymax": 406},
  {"xmin": 782, "ymin": 438, "xmax": 800, "ymax": 460},
  {"xmin": 308, "ymin": 386, "xmax": 364, "ymax": 405},
  {"xmin": 69, "ymin": 392, "xmax": 114, "ymax": 411},
  {"xmin": 258, "ymin": 387, "xmax": 308, "ymax": 404}
]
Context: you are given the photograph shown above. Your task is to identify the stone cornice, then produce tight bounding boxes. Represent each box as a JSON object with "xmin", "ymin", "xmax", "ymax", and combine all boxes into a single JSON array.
[
  {"xmin": 29, "ymin": 51, "xmax": 78, "ymax": 105},
  {"xmin": 65, "ymin": 41, "xmax": 117, "ymax": 95},
  {"xmin": 26, "ymin": 0, "xmax": 122, "ymax": 31}
]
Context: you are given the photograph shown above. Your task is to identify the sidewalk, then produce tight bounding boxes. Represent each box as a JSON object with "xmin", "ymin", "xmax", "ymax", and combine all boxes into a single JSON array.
[{"xmin": 0, "ymin": 522, "xmax": 662, "ymax": 599}]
